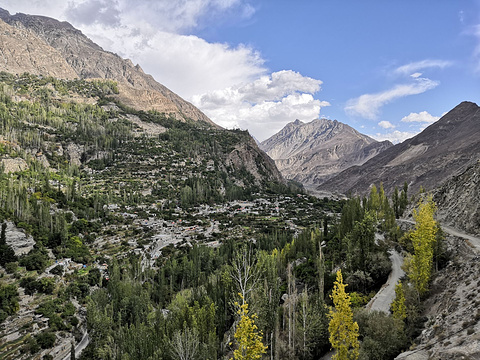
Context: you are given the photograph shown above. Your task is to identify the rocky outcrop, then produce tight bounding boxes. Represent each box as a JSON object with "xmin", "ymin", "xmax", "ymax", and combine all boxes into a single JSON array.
[
  {"xmin": 227, "ymin": 136, "xmax": 284, "ymax": 185},
  {"xmin": 66, "ymin": 143, "xmax": 84, "ymax": 166},
  {"xmin": 5, "ymin": 221, "xmax": 35, "ymax": 256},
  {"xmin": 0, "ymin": 8, "xmax": 217, "ymax": 126},
  {"xmin": 1, "ymin": 157, "xmax": 28, "ymax": 173},
  {"xmin": 260, "ymin": 119, "xmax": 392, "ymax": 185},
  {"xmin": 318, "ymin": 101, "xmax": 480, "ymax": 196}
]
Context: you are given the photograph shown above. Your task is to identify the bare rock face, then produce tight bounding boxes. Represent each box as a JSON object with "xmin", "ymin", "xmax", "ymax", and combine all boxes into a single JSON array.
[
  {"xmin": 5, "ymin": 221, "xmax": 35, "ymax": 256},
  {"xmin": 0, "ymin": 8, "xmax": 217, "ymax": 126},
  {"xmin": 66, "ymin": 143, "xmax": 84, "ymax": 166},
  {"xmin": 318, "ymin": 101, "xmax": 480, "ymax": 196},
  {"xmin": 434, "ymin": 160, "xmax": 480, "ymax": 237},
  {"xmin": 260, "ymin": 119, "xmax": 392, "ymax": 185},
  {"xmin": 1, "ymin": 157, "xmax": 28, "ymax": 173},
  {"xmin": 0, "ymin": 18, "xmax": 77, "ymax": 79},
  {"xmin": 227, "ymin": 136, "xmax": 284, "ymax": 185}
]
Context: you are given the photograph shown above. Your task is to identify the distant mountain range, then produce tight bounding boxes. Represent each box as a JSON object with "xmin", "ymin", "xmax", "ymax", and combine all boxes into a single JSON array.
[
  {"xmin": 260, "ymin": 118, "xmax": 392, "ymax": 184},
  {"xmin": 317, "ymin": 101, "xmax": 480, "ymax": 195}
]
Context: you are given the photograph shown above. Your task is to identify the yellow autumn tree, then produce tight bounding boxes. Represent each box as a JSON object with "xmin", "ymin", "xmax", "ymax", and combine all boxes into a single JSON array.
[
  {"xmin": 231, "ymin": 295, "xmax": 267, "ymax": 360},
  {"xmin": 328, "ymin": 270, "xmax": 359, "ymax": 360},
  {"xmin": 409, "ymin": 196, "xmax": 437, "ymax": 295},
  {"xmin": 391, "ymin": 282, "xmax": 407, "ymax": 321}
]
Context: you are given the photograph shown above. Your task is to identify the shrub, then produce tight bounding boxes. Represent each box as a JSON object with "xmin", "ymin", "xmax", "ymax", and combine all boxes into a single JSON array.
[{"xmin": 36, "ymin": 331, "xmax": 56, "ymax": 349}]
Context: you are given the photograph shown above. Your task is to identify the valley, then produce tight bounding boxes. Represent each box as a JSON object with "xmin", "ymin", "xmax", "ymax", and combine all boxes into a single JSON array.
[{"xmin": 0, "ymin": 5, "xmax": 479, "ymax": 360}]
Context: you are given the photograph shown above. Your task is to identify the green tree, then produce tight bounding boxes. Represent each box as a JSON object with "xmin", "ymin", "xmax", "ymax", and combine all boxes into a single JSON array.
[
  {"xmin": 328, "ymin": 270, "xmax": 359, "ymax": 360},
  {"xmin": 70, "ymin": 342, "xmax": 75, "ymax": 360},
  {"xmin": 354, "ymin": 310, "xmax": 407, "ymax": 360},
  {"xmin": 0, "ymin": 283, "xmax": 19, "ymax": 323},
  {"xmin": 0, "ymin": 222, "xmax": 16, "ymax": 267},
  {"xmin": 392, "ymin": 187, "xmax": 400, "ymax": 219},
  {"xmin": 231, "ymin": 295, "xmax": 267, "ymax": 360},
  {"xmin": 399, "ymin": 182, "xmax": 408, "ymax": 216},
  {"xmin": 409, "ymin": 196, "xmax": 437, "ymax": 295}
]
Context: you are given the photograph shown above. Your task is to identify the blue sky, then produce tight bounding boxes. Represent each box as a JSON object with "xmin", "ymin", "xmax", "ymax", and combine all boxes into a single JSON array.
[{"xmin": 3, "ymin": 0, "xmax": 480, "ymax": 142}]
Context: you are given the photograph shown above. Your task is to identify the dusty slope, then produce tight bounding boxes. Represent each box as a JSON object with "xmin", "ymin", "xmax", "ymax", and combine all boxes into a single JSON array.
[
  {"xmin": 434, "ymin": 160, "xmax": 480, "ymax": 237},
  {"xmin": 0, "ymin": 17, "xmax": 77, "ymax": 79},
  {"xmin": 260, "ymin": 119, "xmax": 392, "ymax": 184},
  {"xmin": 318, "ymin": 101, "xmax": 480, "ymax": 196},
  {"xmin": 395, "ymin": 236, "xmax": 480, "ymax": 359}
]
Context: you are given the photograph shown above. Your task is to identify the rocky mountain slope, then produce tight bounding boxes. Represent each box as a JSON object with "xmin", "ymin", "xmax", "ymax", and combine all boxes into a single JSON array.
[
  {"xmin": 318, "ymin": 101, "xmax": 480, "ymax": 196},
  {"xmin": 434, "ymin": 160, "xmax": 480, "ymax": 237},
  {"xmin": 0, "ymin": 18, "xmax": 77, "ymax": 79},
  {"xmin": 260, "ymin": 118, "xmax": 392, "ymax": 184},
  {"xmin": 0, "ymin": 8, "xmax": 215, "ymax": 125},
  {"xmin": 394, "ymin": 224, "xmax": 480, "ymax": 360}
]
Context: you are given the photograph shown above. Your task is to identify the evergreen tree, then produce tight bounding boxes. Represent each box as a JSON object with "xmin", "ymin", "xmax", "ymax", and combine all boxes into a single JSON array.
[
  {"xmin": 0, "ymin": 222, "xmax": 16, "ymax": 267},
  {"xmin": 392, "ymin": 187, "xmax": 400, "ymax": 219},
  {"xmin": 328, "ymin": 270, "xmax": 359, "ymax": 360},
  {"xmin": 70, "ymin": 342, "xmax": 75, "ymax": 360},
  {"xmin": 399, "ymin": 182, "xmax": 408, "ymax": 216}
]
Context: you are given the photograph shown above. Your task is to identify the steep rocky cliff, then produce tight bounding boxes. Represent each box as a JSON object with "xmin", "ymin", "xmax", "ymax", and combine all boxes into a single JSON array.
[
  {"xmin": 0, "ymin": 8, "xmax": 216, "ymax": 125},
  {"xmin": 434, "ymin": 160, "xmax": 480, "ymax": 237},
  {"xmin": 260, "ymin": 118, "xmax": 392, "ymax": 184},
  {"xmin": 0, "ymin": 17, "xmax": 77, "ymax": 79}
]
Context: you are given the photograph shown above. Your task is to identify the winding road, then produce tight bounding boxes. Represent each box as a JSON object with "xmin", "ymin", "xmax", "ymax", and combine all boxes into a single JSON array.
[
  {"xmin": 397, "ymin": 219, "xmax": 480, "ymax": 253},
  {"xmin": 367, "ymin": 250, "xmax": 405, "ymax": 312},
  {"xmin": 61, "ymin": 331, "xmax": 89, "ymax": 360}
]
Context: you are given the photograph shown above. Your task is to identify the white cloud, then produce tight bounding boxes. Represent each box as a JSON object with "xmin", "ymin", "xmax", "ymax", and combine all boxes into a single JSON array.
[
  {"xmin": 401, "ymin": 111, "xmax": 440, "ymax": 124},
  {"xmin": 2, "ymin": 0, "xmax": 264, "ymax": 99},
  {"xmin": 192, "ymin": 70, "xmax": 329, "ymax": 141},
  {"xmin": 3, "ymin": 0, "xmax": 254, "ymax": 33},
  {"xmin": 345, "ymin": 78, "xmax": 439, "ymax": 120},
  {"xmin": 370, "ymin": 130, "xmax": 417, "ymax": 144},
  {"xmin": 410, "ymin": 72, "xmax": 422, "ymax": 78},
  {"xmin": 394, "ymin": 59, "xmax": 453, "ymax": 76},
  {"xmin": 378, "ymin": 121, "xmax": 395, "ymax": 129}
]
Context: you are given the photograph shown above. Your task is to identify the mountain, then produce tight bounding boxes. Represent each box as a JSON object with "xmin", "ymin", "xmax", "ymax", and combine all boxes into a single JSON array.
[
  {"xmin": 0, "ymin": 8, "xmax": 215, "ymax": 126},
  {"xmin": 260, "ymin": 118, "xmax": 392, "ymax": 184},
  {"xmin": 318, "ymin": 101, "xmax": 480, "ymax": 195},
  {"xmin": 434, "ymin": 160, "xmax": 480, "ymax": 236}
]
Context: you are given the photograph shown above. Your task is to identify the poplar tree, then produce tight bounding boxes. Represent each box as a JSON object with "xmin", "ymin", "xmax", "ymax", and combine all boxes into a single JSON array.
[
  {"xmin": 232, "ymin": 295, "xmax": 267, "ymax": 360},
  {"xmin": 409, "ymin": 196, "xmax": 437, "ymax": 295},
  {"xmin": 328, "ymin": 270, "xmax": 359, "ymax": 360},
  {"xmin": 391, "ymin": 282, "xmax": 407, "ymax": 322}
]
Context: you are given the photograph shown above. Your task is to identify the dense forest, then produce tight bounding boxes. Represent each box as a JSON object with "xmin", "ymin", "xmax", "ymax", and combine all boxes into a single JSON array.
[{"xmin": 0, "ymin": 72, "xmax": 448, "ymax": 360}]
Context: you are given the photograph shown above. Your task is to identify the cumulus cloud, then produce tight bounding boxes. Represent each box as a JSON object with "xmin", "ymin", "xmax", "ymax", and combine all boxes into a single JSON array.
[
  {"xmin": 192, "ymin": 70, "xmax": 329, "ymax": 141},
  {"xmin": 2, "ymin": 0, "xmax": 263, "ymax": 98},
  {"xmin": 394, "ymin": 59, "xmax": 453, "ymax": 76},
  {"xmin": 345, "ymin": 77, "xmax": 438, "ymax": 120},
  {"xmin": 370, "ymin": 130, "xmax": 417, "ymax": 144},
  {"xmin": 65, "ymin": 0, "xmax": 121, "ymax": 26},
  {"xmin": 401, "ymin": 111, "xmax": 440, "ymax": 124},
  {"xmin": 378, "ymin": 121, "xmax": 395, "ymax": 129}
]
